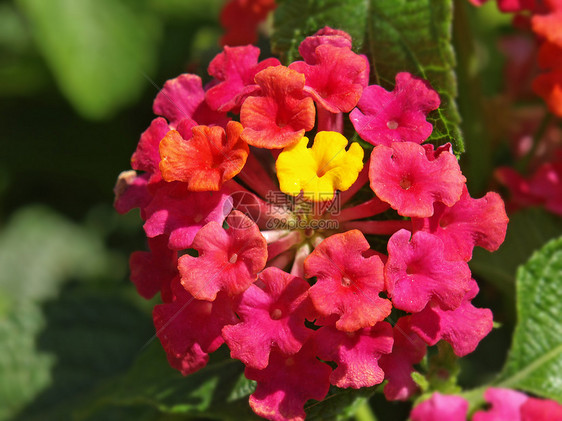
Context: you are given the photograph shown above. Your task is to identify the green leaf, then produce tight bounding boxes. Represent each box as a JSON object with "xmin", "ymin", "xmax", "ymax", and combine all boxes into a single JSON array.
[
  {"xmin": 272, "ymin": 0, "xmax": 464, "ymax": 154},
  {"xmin": 76, "ymin": 342, "xmax": 260, "ymax": 421},
  {"xmin": 77, "ymin": 341, "xmax": 376, "ymax": 420},
  {"xmin": 305, "ymin": 386, "xmax": 376, "ymax": 421},
  {"xmin": 470, "ymin": 208, "xmax": 562, "ymax": 294},
  {"xmin": 272, "ymin": 0, "xmax": 368, "ymax": 63},
  {"xmin": 366, "ymin": 0, "xmax": 463, "ymax": 154},
  {"xmin": 494, "ymin": 236, "xmax": 562, "ymax": 401},
  {"xmin": 16, "ymin": 0, "xmax": 160, "ymax": 120}
]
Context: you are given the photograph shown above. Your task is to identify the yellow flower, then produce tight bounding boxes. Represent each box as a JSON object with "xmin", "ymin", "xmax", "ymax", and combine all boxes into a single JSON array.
[{"xmin": 276, "ymin": 131, "xmax": 364, "ymax": 202}]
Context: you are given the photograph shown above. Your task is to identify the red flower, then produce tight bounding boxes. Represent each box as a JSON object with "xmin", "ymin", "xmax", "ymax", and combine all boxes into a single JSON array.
[
  {"xmin": 206, "ymin": 45, "xmax": 280, "ymax": 112},
  {"xmin": 245, "ymin": 342, "xmax": 331, "ymax": 421},
  {"xmin": 350, "ymin": 72, "xmax": 440, "ymax": 146},
  {"xmin": 290, "ymin": 44, "xmax": 368, "ymax": 113},
  {"xmin": 153, "ymin": 278, "xmax": 237, "ymax": 375},
  {"xmin": 314, "ymin": 322, "xmax": 393, "ymax": 388},
  {"xmin": 385, "ymin": 229, "xmax": 471, "ymax": 312},
  {"xmin": 304, "ymin": 230, "xmax": 391, "ymax": 331},
  {"xmin": 178, "ymin": 211, "xmax": 268, "ymax": 301},
  {"xmin": 369, "ymin": 142, "xmax": 465, "ymax": 218},
  {"xmin": 222, "ymin": 267, "xmax": 312, "ymax": 369},
  {"xmin": 412, "ymin": 186, "xmax": 509, "ymax": 261},
  {"xmin": 240, "ymin": 66, "xmax": 316, "ymax": 148},
  {"xmin": 219, "ymin": 0, "xmax": 276, "ymax": 46}
]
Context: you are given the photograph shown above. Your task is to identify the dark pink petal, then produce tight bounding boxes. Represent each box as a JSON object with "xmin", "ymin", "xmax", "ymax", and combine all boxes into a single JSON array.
[
  {"xmin": 370, "ymin": 142, "xmax": 466, "ymax": 218},
  {"xmin": 131, "ymin": 117, "xmax": 172, "ymax": 174},
  {"xmin": 351, "ymin": 72, "xmax": 440, "ymax": 146},
  {"xmin": 143, "ymin": 181, "xmax": 233, "ymax": 250},
  {"xmin": 386, "ymin": 229, "xmax": 471, "ymax": 312},
  {"xmin": 315, "ymin": 322, "xmax": 393, "ymax": 388},
  {"xmin": 379, "ymin": 317, "xmax": 427, "ymax": 401},
  {"xmin": 521, "ymin": 397, "xmax": 562, "ymax": 421},
  {"xmin": 246, "ymin": 342, "xmax": 332, "ymax": 421},
  {"xmin": 290, "ymin": 44, "xmax": 367, "ymax": 113},
  {"xmin": 153, "ymin": 278, "xmax": 237, "ymax": 375},
  {"xmin": 179, "ymin": 211, "xmax": 268, "ymax": 301},
  {"xmin": 129, "ymin": 235, "xmax": 177, "ymax": 301},
  {"xmin": 473, "ymin": 388, "xmax": 528, "ymax": 421},
  {"xmin": 412, "ymin": 186, "xmax": 509, "ymax": 261},
  {"xmin": 222, "ymin": 267, "xmax": 312, "ymax": 369},
  {"xmin": 304, "ymin": 230, "xmax": 391, "ymax": 331},
  {"xmin": 528, "ymin": 160, "xmax": 562, "ymax": 215},
  {"xmin": 298, "ymin": 27, "xmax": 352, "ymax": 64},
  {"xmin": 495, "ymin": 167, "xmax": 543, "ymax": 211},
  {"xmin": 206, "ymin": 45, "xmax": 280, "ymax": 112},
  {"xmin": 153, "ymin": 73, "xmax": 228, "ymax": 128},
  {"xmin": 410, "ymin": 392, "xmax": 469, "ymax": 421},
  {"xmin": 240, "ymin": 66, "xmax": 316, "ymax": 149},
  {"xmin": 410, "ymin": 279, "xmax": 493, "ymax": 356},
  {"xmin": 113, "ymin": 171, "xmax": 152, "ymax": 215}
]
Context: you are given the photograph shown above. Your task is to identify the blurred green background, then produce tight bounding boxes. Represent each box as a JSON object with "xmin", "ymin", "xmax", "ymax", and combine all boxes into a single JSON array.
[{"xmin": 0, "ymin": 0, "xmax": 226, "ymax": 419}]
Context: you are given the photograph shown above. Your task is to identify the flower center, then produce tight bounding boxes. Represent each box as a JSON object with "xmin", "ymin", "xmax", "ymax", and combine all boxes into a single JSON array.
[
  {"xmin": 387, "ymin": 120, "xmax": 399, "ymax": 130},
  {"xmin": 341, "ymin": 276, "xmax": 353, "ymax": 287},
  {"xmin": 270, "ymin": 308, "xmax": 283, "ymax": 320},
  {"xmin": 229, "ymin": 253, "xmax": 239, "ymax": 264},
  {"xmin": 400, "ymin": 177, "xmax": 412, "ymax": 190}
]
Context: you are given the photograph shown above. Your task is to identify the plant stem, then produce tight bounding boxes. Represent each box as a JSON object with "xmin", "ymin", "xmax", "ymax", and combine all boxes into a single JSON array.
[{"xmin": 355, "ymin": 400, "xmax": 378, "ymax": 421}]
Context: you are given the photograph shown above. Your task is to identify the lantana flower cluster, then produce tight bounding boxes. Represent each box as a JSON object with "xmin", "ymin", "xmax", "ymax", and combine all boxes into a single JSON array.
[{"xmin": 114, "ymin": 27, "xmax": 509, "ymax": 421}]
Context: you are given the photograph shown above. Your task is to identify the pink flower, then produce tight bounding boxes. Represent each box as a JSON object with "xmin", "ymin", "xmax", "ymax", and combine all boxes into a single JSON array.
[
  {"xmin": 385, "ymin": 229, "xmax": 471, "ymax": 312},
  {"xmin": 131, "ymin": 117, "xmax": 174, "ymax": 178},
  {"xmin": 222, "ymin": 267, "xmax": 312, "ymax": 369},
  {"xmin": 240, "ymin": 66, "xmax": 316, "ymax": 148},
  {"xmin": 350, "ymin": 72, "xmax": 440, "ymax": 146},
  {"xmin": 129, "ymin": 235, "xmax": 176, "ymax": 301},
  {"xmin": 206, "ymin": 45, "xmax": 280, "ymax": 112},
  {"xmin": 410, "ymin": 279, "xmax": 493, "ymax": 356},
  {"xmin": 473, "ymin": 387, "xmax": 528, "ymax": 421},
  {"xmin": 521, "ymin": 397, "xmax": 562, "ymax": 420},
  {"xmin": 378, "ymin": 317, "xmax": 427, "ymax": 401},
  {"xmin": 304, "ymin": 230, "xmax": 392, "ymax": 332},
  {"xmin": 153, "ymin": 73, "xmax": 228, "ymax": 129},
  {"xmin": 412, "ymin": 186, "xmax": 509, "ymax": 261},
  {"xmin": 369, "ymin": 142, "xmax": 466, "ymax": 218},
  {"xmin": 178, "ymin": 211, "xmax": 268, "ymax": 301},
  {"xmin": 410, "ymin": 392, "xmax": 468, "ymax": 421},
  {"xmin": 159, "ymin": 121, "xmax": 249, "ymax": 191},
  {"xmin": 289, "ymin": 44, "xmax": 368, "ymax": 113},
  {"xmin": 245, "ymin": 342, "xmax": 332, "ymax": 421},
  {"xmin": 315, "ymin": 322, "xmax": 393, "ymax": 388},
  {"xmin": 298, "ymin": 27, "xmax": 352, "ymax": 64},
  {"xmin": 153, "ymin": 278, "xmax": 237, "ymax": 375},
  {"xmin": 113, "ymin": 171, "xmax": 152, "ymax": 216},
  {"xmin": 142, "ymin": 181, "xmax": 233, "ymax": 250}
]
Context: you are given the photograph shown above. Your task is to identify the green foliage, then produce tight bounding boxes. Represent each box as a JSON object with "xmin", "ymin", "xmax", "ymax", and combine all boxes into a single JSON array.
[
  {"xmin": 77, "ymin": 341, "xmax": 379, "ymax": 420},
  {"xmin": 16, "ymin": 0, "xmax": 161, "ymax": 120},
  {"xmin": 495, "ymin": 236, "xmax": 562, "ymax": 402},
  {"xmin": 76, "ymin": 343, "xmax": 260, "ymax": 421},
  {"xmin": 0, "ymin": 207, "xmax": 152, "ymax": 421},
  {"xmin": 272, "ymin": 0, "xmax": 368, "ymax": 62},
  {"xmin": 272, "ymin": 0, "xmax": 464, "ymax": 154}
]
